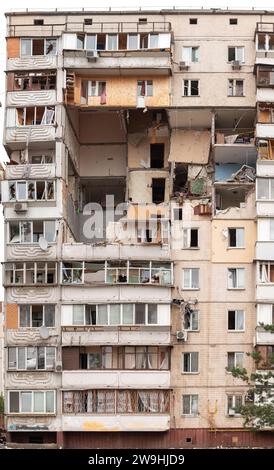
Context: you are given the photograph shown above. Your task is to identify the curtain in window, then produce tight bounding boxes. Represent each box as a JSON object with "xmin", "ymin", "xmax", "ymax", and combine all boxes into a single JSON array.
[
  {"xmin": 63, "ymin": 391, "xmax": 74, "ymax": 413},
  {"xmin": 100, "ymin": 83, "xmax": 107, "ymax": 105},
  {"xmin": 136, "ymin": 347, "xmax": 147, "ymax": 369},
  {"xmin": 117, "ymin": 390, "xmax": 133, "ymax": 413}
]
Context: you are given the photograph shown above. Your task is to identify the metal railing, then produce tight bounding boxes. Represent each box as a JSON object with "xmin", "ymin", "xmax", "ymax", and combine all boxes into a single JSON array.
[{"xmin": 8, "ymin": 20, "xmax": 171, "ymax": 37}]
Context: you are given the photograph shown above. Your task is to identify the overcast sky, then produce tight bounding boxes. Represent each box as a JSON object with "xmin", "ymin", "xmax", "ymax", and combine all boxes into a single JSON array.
[{"xmin": 1, "ymin": 0, "xmax": 274, "ymax": 299}]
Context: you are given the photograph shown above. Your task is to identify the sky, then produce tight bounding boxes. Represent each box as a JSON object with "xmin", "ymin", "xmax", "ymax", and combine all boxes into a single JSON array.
[{"xmin": 0, "ymin": 0, "xmax": 274, "ymax": 299}]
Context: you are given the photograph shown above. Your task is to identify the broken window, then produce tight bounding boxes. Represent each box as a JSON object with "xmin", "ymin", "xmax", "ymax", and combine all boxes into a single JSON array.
[
  {"xmin": 259, "ymin": 262, "xmax": 274, "ymax": 283},
  {"xmin": 6, "ymin": 262, "xmax": 57, "ymax": 285},
  {"xmin": 13, "ymin": 72, "xmax": 56, "ymax": 91},
  {"xmin": 9, "ymin": 180, "xmax": 55, "ymax": 201},
  {"xmin": 183, "ymin": 228, "xmax": 199, "ymax": 248},
  {"xmin": 182, "ymin": 268, "xmax": 199, "ymax": 289},
  {"xmin": 152, "ymin": 178, "xmax": 165, "ymax": 203},
  {"xmin": 97, "ymin": 34, "xmax": 106, "ymax": 50},
  {"xmin": 173, "ymin": 208, "xmax": 183, "ymax": 220},
  {"xmin": 184, "ymin": 308, "xmax": 199, "ymax": 331},
  {"xmin": 21, "ymin": 38, "xmax": 57, "ymax": 56},
  {"xmin": 227, "ymin": 352, "xmax": 244, "ymax": 371},
  {"xmin": 16, "ymin": 106, "xmax": 55, "ymax": 126},
  {"xmin": 77, "ymin": 34, "xmax": 85, "ymax": 49},
  {"xmin": 19, "ymin": 304, "xmax": 55, "ymax": 327},
  {"xmin": 182, "ymin": 352, "xmax": 199, "ymax": 373},
  {"xmin": 228, "ymin": 310, "xmax": 245, "ymax": 331},
  {"xmin": 8, "ymin": 347, "xmax": 55, "ymax": 370},
  {"xmin": 227, "ymin": 268, "xmax": 245, "ymax": 289},
  {"xmin": 182, "ymin": 46, "xmax": 199, "ymax": 63},
  {"xmin": 183, "ymin": 79, "xmax": 199, "ymax": 96},
  {"xmin": 228, "ymin": 79, "xmax": 244, "ymax": 97},
  {"xmin": 228, "ymin": 46, "xmax": 244, "ymax": 63},
  {"xmin": 62, "ymin": 262, "xmax": 84, "ymax": 284},
  {"xmin": 182, "ymin": 394, "xmax": 198, "ymax": 415},
  {"xmin": 150, "ymin": 143, "xmax": 165, "ymax": 168},
  {"xmin": 87, "ymin": 80, "xmax": 107, "ymax": 105},
  {"xmin": 137, "ymin": 80, "xmax": 153, "ymax": 97},
  {"xmin": 31, "ymin": 154, "xmax": 54, "ymax": 164},
  {"xmin": 227, "ymin": 395, "xmax": 243, "ymax": 415},
  {"xmin": 8, "ymin": 219, "xmax": 56, "ymax": 243},
  {"xmin": 9, "ymin": 391, "xmax": 55, "ymax": 414},
  {"xmin": 228, "ymin": 228, "xmax": 244, "ymax": 248}
]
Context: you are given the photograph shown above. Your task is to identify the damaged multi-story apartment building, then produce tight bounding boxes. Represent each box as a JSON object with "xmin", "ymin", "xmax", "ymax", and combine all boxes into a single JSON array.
[{"xmin": 1, "ymin": 8, "xmax": 274, "ymax": 448}]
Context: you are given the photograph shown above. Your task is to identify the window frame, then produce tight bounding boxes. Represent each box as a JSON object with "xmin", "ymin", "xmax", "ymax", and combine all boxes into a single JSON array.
[
  {"xmin": 9, "ymin": 180, "xmax": 55, "ymax": 202},
  {"xmin": 228, "ymin": 227, "xmax": 245, "ymax": 248},
  {"xmin": 182, "ymin": 394, "xmax": 199, "ymax": 415},
  {"xmin": 183, "ymin": 79, "xmax": 200, "ymax": 97},
  {"xmin": 182, "ymin": 46, "xmax": 199, "ymax": 63},
  {"xmin": 182, "ymin": 352, "xmax": 199, "ymax": 373},
  {"xmin": 8, "ymin": 220, "xmax": 56, "ymax": 244},
  {"xmin": 8, "ymin": 390, "xmax": 56, "ymax": 414},
  {"xmin": 227, "ymin": 394, "xmax": 243, "ymax": 416},
  {"xmin": 182, "ymin": 268, "xmax": 200, "ymax": 290},
  {"xmin": 8, "ymin": 346, "xmax": 56, "ymax": 371},
  {"xmin": 227, "ymin": 46, "xmax": 245, "ymax": 63},
  {"xmin": 19, "ymin": 304, "xmax": 55, "ymax": 328},
  {"xmin": 227, "ymin": 352, "xmax": 244, "ymax": 371},
  {"xmin": 20, "ymin": 38, "xmax": 57, "ymax": 57},
  {"xmin": 227, "ymin": 310, "xmax": 245, "ymax": 332},
  {"xmin": 227, "ymin": 267, "xmax": 245, "ymax": 289},
  {"xmin": 182, "ymin": 228, "xmax": 199, "ymax": 249},
  {"xmin": 228, "ymin": 78, "xmax": 244, "ymax": 97},
  {"xmin": 72, "ymin": 303, "xmax": 159, "ymax": 326}
]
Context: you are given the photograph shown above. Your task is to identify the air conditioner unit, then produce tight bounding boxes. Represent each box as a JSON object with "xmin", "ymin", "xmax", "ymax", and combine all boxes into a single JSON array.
[
  {"xmin": 176, "ymin": 330, "xmax": 188, "ymax": 341},
  {"xmin": 179, "ymin": 61, "xmax": 190, "ymax": 70},
  {"xmin": 228, "ymin": 408, "xmax": 236, "ymax": 416},
  {"xmin": 14, "ymin": 202, "xmax": 28, "ymax": 212},
  {"xmin": 232, "ymin": 60, "xmax": 241, "ymax": 70},
  {"xmin": 55, "ymin": 362, "xmax": 62, "ymax": 373},
  {"xmin": 86, "ymin": 50, "xmax": 98, "ymax": 62}
]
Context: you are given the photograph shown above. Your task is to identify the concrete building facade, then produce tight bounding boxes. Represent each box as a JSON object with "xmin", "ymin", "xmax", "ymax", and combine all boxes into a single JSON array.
[{"xmin": 1, "ymin": 8, "xmax": 274, "ymax": 448}]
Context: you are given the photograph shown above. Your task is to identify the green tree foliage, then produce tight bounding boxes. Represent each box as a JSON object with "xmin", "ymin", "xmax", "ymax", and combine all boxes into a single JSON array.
[{"xmin": 227, "ymin": 351, "xmax": 274, "ymax": 429}]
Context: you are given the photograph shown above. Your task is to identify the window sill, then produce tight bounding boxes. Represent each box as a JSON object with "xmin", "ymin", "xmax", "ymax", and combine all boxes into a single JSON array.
[
  {"xmin": 182, "ymin": 95, "xmax": 200, "ymax": 98},
  {"xmin": 181, "ymin": 372, "xmax": 199, "ymax": 375},
  {"xmin": 182, "ymin": 247, "xmax": 200, "ymax": 250},
  {"xmin": 227, "ymin": 288, "xmax": 245, "ymax": 290},
  {"xmin": 181, "ymin": 288, "xmax": 200, "ymax": 291},
  {"xmin": 227, "ymin": 329, "xmax": 245, "ymax": 333},
  {"xmin": 181, "ymin": 414, "xmax": 199, "ymax": 417},
  {"xmin": 227, "ymin": 247, "xmax": 245, "ymax": 250},
  {"xmin": 227, "ymin": 95, "xmax": 245, "ymax": 98}
]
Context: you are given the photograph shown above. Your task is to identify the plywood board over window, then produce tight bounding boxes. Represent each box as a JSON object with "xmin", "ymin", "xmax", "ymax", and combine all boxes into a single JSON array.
[
  {"xmin": 169, "ymin": 129, "xmax": 211, "ymax": 164},
  {"xmin": 7, "ymin": 38, "xmax": 20, "ymax": 59},
  {"xmin": 6, "ymin": 304, "xmax": 18, "ymax": 329}
]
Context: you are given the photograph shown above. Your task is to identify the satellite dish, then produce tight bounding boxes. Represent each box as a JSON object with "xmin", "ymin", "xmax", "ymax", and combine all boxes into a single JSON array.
[
  {"xmin": 39, "ymin": 326, "xmax": 50, "ymax": 339},
  {"xmin": 39, "ymin": 237, "xmax": 48, "ymax": 251}
]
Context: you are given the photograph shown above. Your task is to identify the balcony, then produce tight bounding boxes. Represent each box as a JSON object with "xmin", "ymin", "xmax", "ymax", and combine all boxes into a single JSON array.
[
  {"xmin": 257, "ymin": 88, "xmax": 274, "ymax": 102},
  {"xmin": 256, "ymin": 284, "xmax": 274, "ymax": 301},
  {"xmin": 62, "ymin": 243, "xmax": 170, "ymax": 261},
  {"xmin": 256, "ymin": 123, "xmax": 274, "ymax": 139},
  {"xmin": 61, "ymin": 326, "xmax": 171, "ymax": 346},
  {"xmin": 62, "ymin": 370, "xmax": 170, "ymax": 389},
  {"xmin": 257, "ymin": 160, "xmax": 274, "ymax": 176},
  {"xmin": 256, "ymin": 200, "xmax": 274, "ymax": 216},
  {"xmin": 6, "ymin": 416, "xmax": 60, "ymax": 432},
  {"xmin": 62, "ymin": 414, "xmax": 170, "ymax": 432},
  {"xmin": 7, "ymin": 55, "xmax": 57, "ymax": 71},
  {"xmin": 256, "ymin": 242, "xmax": 274, "ymax": 261},
  {"xmin": 6, "ymin": 244, "xmax": 57, "ymax": 261},
  {"xmin": 6, "ymin": 90, "xmax": 56, "ymax": 107},
  {"xmin": 5, "ymin": 163, "xmax": 56, "ymax": 180},
  {"xmin": 5, "ymin": 126, "xmax": 57, "ymax": 149},
  {"xmin": 63, "ymin": 50, "xmax": 171, "ymax": 75},
  {"xmin": 6, "ymin": 371, "xmax": 61, "ymax": 389},
  {"xmin": 6, "ymin": 328, "xmax": 59, "ymax": 346},
  {"xmin": 255, "ymin": 326, "xmax": 274, "ymax": 345}
]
